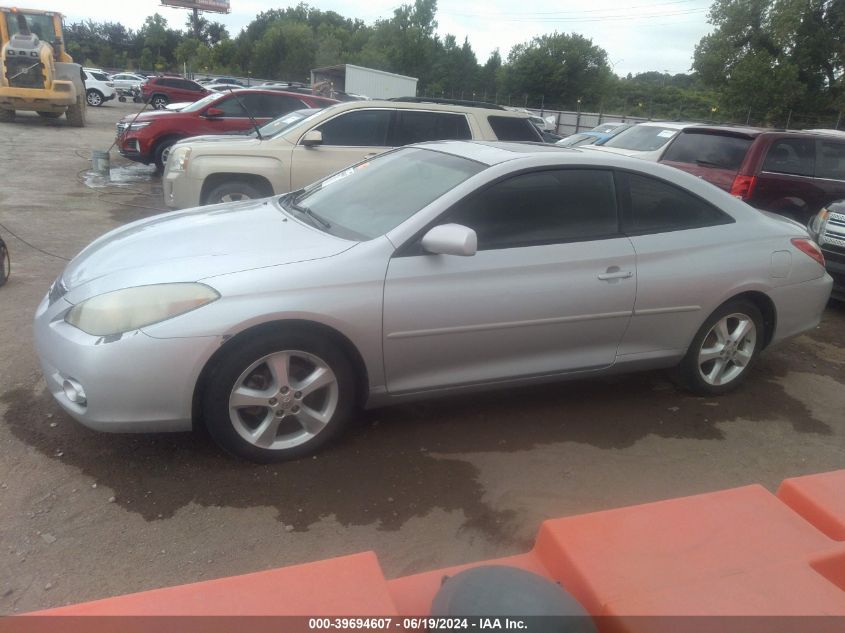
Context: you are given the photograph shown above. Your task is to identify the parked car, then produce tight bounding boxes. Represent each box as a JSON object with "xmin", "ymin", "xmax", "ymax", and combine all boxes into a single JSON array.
[
  {"xmin": 590, "ymin": 122, "xmax": 628, "ymax": 134},
  {"xmin": 35, "ymin": 141, "xmax": 832, "ymax": 462},
  {"xmin": 205, "ymin": 82, "xmax": 245, "ymax": 92},
  {"xmin": 808, "ymin": 202, "xmax": 845, "ymax": 300},
  {"xmin": 557, "ymin": 132, "xmax": 606, "ymax": 148},
  {"xmin": 82, "ymin": 68, "xmax": 116, "ymax": 107},
  {"xmin": 109, "ymin": 72, "xmax": 145, "ymax": 92},
  {"xmin": 584, "ymin": 121, "xmax": 696, "ymax": 161},
  {"xmin": 140, "ymin": 76, "xmax": 212, "ymax": 110},
  {"xmin": 116, "ymin": 89, "xmax": 338, "ymax": 170},
  {"xmin": 660, "ymin": 127, "xmax": 845, "ymax": 224},
  {"xmin": 163, "ymin": 98, "xmax": 544, "ymax": 208}
]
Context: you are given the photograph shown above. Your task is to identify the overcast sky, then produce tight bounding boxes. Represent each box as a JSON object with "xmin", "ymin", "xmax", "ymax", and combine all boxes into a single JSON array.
[{"xmin": 15, "ymin": 0, "xmax": 714, "ymax": 76}]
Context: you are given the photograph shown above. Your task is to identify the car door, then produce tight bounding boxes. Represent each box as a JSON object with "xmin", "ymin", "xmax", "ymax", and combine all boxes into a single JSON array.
[
  {"xmin": 206, "ymin": 93, "xmax": 272, "ymax": 133},
  {"xmin": 289, "ymin": 108, "xmax": 393, "ymax": 190},
  {"xmin": 176, "ymin": 79, "xmax": 206, "ymax": 102},
  {"xmin": 382, "ymin": 168, "xmax": 637, "ymax": 394},
  {"xmin": 752, "ymin": 137, "xmax": 820, "ymax": 222},
  {"xmin": 815, "ymin": 139, "xmax": 845, "ymax": 205},
  {"xmin": 615, "ymin": 171, "xmax": 740, "ymax": 358}
]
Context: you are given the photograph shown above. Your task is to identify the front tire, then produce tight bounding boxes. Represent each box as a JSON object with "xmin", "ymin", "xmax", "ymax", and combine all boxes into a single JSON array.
[
  {"xmin": 65, "ymin": 96, "xmax": 86, "ymax": 127},
  {"xmin": 151, "ymin": 94, "xmax": 169, "ymax": 110},
  {"xmin": 204, "ymin": 180, "xmax": 267, "ymax": 204},
  {"xmin": 86, "ymin": 89, "xmax": 104, "ymax": 107},
  {"xmin": 0, "ymin": 108, "xmax": 14, "ymax": 122},
  {"xmin": 153, "ymin": 138, "xmax": 180, "ymax": 172},
  {"xmin": 675, "ymin": 299, "xmax": 764, "ymax": 395},
  {"xmin": 202, "ymin": 330, "xmax": 356, "ymax": 462}
]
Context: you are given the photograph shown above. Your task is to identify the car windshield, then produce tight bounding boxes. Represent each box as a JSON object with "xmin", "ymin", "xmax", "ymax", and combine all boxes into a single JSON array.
[
  {"xmin": 5, "ymin": 12, "xmax": 58, "ymax": 41},
  {"xmin": 180, "ymin": 93, "xmax": 221, "ymax": 113},
  {"xmin": 282, "ymin": 147, "xmax": 485, "ymax": 240},
  {"xmin": 258, "ymin": 109, "xmax": 322, "ymax": 138},
  {"xmin": 603, "ymin": 125, "xmax": 680, "ymax": 151}
]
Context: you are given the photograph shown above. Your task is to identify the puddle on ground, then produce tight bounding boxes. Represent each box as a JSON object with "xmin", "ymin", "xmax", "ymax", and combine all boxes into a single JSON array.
[{"xmin": 83, "ymin": 163, "xmax": 157, "ymax": 188}]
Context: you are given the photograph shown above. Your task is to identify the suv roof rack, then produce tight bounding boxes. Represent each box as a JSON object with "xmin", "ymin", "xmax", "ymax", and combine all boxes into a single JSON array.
[{"xmin": 388, "ymin": 96, "xmax": 506, "ymax": 111}]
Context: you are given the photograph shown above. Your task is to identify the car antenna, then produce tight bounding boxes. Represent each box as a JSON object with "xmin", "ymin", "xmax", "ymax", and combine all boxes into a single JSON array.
[{"xmin": 226, "ymin": 87, "xmax": 263, "ymax": 140}]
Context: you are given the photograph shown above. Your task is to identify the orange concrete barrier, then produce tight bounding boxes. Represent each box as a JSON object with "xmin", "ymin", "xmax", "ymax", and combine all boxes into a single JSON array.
[{"xmin": 9, "ymin": 470, "xmax": 845, "ymax": 631}]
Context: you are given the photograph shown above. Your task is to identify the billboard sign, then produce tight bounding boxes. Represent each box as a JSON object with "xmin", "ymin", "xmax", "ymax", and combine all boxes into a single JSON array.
[{"xmin": 161, "ymin": 0, "xmax": 230, "ymax": 13}]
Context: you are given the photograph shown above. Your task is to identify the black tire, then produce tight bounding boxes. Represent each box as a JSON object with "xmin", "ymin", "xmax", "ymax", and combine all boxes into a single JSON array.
[
  {"xmin": 153, "ymin": 138, "xmax": 181, "ymax": 172},
  {"xmin": 204, "ymin": 180, "xmax": 268, "ymax": 205},
  {"xmin": 66, "ymin": 96, "xmax": 86, "ymax": 127},
  {"xmin": 118, "ymin": 96, "xmax": 127, "ymax": 102},
  {"xmin": 86, "ymin": 89, "xmax": 104, "ymax": 107},
  {"xmin": 0, "ymin": 109, "xmax": 14, "ymax": 122},
  {"xmin": 0, "ymin": 237, "xmax": 9, "ymax": 287},
  {"xmin": 36, "ymin": 111, "xmax": 63, "ymax": 118},
  {"xmin": 202, "ymin": 329, "xmax": 356, "ymax": 462},
  {"xmin": 151, "ymin": 94, "xmax": 169, "ymax": 110},
  {"xmin": 674, "ymin": 298, "xmax": 764, "ymax": 396}
]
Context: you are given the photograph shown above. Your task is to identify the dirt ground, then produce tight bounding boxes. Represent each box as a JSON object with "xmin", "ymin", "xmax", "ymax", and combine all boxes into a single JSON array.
[{"xmin": 0, "ymin": 101, "xmax": 843, "ymax": 614}]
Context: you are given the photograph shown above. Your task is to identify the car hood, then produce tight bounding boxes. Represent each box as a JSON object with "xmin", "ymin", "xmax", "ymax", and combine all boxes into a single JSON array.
[
  {"xmin": 119, "ymin": 109, "xmax": 189, "ymax": 123},
  {"xmin": 178, "ymin": 134, "xmax": 266, "ymax": 147},
  {"xmin": 60, "ymin": 199, "xmax": 355, "ymax": 303}
]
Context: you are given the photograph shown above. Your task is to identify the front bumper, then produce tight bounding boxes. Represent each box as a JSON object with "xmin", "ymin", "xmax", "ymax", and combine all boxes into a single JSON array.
[
  {"xmin": 821, "ymin": 248, "xmax": 845, "ymax": 301},
  {"xmin": 33, "ymin": 291, "xmax": 221, "ymax": 433},
  {"xmin": 163, "ymin": 168, "xmax": 203, "ymax": 209}
]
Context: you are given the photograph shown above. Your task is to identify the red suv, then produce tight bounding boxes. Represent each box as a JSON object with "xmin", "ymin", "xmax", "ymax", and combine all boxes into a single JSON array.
[
  {"xmin": 660, "ymin": 126, "xmax": 845, "ymax": 224},
  {"xmin": 140, "ymin": 76, "xmax": 212, "ymax": 109},
  {"xmin": 117, "ymin": 89, "xmax": 338, "ymax": 170}
]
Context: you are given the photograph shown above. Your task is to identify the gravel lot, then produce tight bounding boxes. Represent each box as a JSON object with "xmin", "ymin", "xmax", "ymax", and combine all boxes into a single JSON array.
[{"xmin": 0, "ymin": 102, "xmax": 843, "ymax": 614}]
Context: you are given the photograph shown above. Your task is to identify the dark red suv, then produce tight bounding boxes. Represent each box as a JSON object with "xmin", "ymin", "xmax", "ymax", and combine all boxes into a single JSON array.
[
  {"xmin": 117, "ymin": 89, "xmax": 338, "ymax": 170},
  {"xmin": 140, "ymin": 76, "xmax": 212, "ymax": 109},
  {"xmin": 660, "ymin": 126, "xmax": 845, "ymax": 223}
]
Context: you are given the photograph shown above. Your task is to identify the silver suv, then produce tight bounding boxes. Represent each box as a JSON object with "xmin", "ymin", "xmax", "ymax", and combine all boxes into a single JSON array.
[{"xmin": 163, "ymin": 98, "xmax": 543, "ymax": 208}]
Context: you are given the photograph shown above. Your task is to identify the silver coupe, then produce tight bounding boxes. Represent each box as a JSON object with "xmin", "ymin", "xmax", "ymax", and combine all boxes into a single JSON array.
[{"xmin": 34, "ymin": 141, "xmax": 833, "ymax": 461}]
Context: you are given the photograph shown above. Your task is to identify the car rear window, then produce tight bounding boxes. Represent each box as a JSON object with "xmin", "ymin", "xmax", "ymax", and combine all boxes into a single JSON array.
[
  {"xmin": 762, "ymin": 138, "xmax": 816, "ymax": 177},
  {"xmin": 488, "ymin": 116, "xmax": 543, "ymax": 142},
  {"xmin": 662, "ymin": 132, "xmax": 752, "ymax": 171},
  {"xmin": 603, "ymin": 125, "xmax": 680, "ymax": 151}
]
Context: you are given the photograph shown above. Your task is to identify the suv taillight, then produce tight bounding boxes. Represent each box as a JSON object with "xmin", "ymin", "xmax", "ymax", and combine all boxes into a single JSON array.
[
  {"xmin": 791, "ymin": 238, "xmax": 825, "ymax": 267},
  {"xmin": 730, "ymin": 174, "xmax": 756, "ymax": 199}
]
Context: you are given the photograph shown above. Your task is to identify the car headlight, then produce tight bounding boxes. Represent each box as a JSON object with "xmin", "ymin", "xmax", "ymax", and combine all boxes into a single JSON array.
[
  {"xmin": 65, "ymin": 283, "xmax": 220, "ymax": 336},
  {"xmin": 808, "ymin": 208, "xmax": 829, "ymax": 241},
  {"xmin": 127, "ymin": 121, "xmax": 151, "ymax": 130},
  {"xmin": 169, "ymin": 146, "xmax": 191, "ymax": 172}
]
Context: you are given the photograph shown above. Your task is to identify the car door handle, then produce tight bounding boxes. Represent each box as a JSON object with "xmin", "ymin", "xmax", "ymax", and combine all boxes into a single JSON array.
[{"xmin": 597, "ymin": 270, "xmax": 633, "ymax": 281}]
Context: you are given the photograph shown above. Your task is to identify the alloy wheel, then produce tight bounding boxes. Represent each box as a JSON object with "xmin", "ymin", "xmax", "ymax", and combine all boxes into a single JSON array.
[
  {"xmin": 697, "ymin": 313, "xmax": 757, "ymax": 386},
  {"xmin": 87, "ymin": 91, "xmax": 102, "ymax": 106},
  {"xmin": 228, "ymin": 350, "xmax": 339, "ymax": 451}
]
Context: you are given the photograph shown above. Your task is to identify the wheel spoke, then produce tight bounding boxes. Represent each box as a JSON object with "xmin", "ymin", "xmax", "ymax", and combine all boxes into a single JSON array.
[
  {"xmin": 251, "ymin": 414, "xmax": 283, "ymax": 448},
  {"xmin": 230, "ymin": 386, "xmax": 271, "ymax": 409},
  {"xmin": 733, "ymin": 347, "xmax": 753, "ymax": 367},
  {"xmin": 266, "ymin": 353, "xmax": 290, "ymax": 390},
  {"xmin": 699, "ymin": 344, "xmax": 724, "ymax": 364},
  {"xmin": 714, "ymin": 318, "xmax": 730, "ymax": 343},
  {"xmin": 706, "ymin": 358, "xmax": 727, "ymax": 385},
  {"xmin": 295, "ymin": 405, "xmax": 330, "ymax": 436},
  {"xmin": 297, "ymin": 366, "xmax": 334, "ymax": 397},
  {"xmin": 730, "ymin": 318, "xmax": 753, "ymax": 344}
]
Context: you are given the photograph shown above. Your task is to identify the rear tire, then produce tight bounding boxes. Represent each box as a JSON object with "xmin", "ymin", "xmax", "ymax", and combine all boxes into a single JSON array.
[
  {"xmin": 204, "ymin": 180, "xmax": 268, "ymax": 205},
  {"xmin": 66, "ymin": 96, "xmax": 85, "ymax": 127},
  {"xmin": 674, "ymin": 299, "xmax": 764, "ymax": 396},
  {"xmin": 86, "ymin": 89, "xmax": 104, "ymax": 107},
  {"xmin": 37, "ymin": 111, "xmax": 62, "ymax": 118},
  {"xmin": 0, "ymin": 109, "xmax": 14, "ymax": 122},
  {"xmin": 202, "ymin": 330, "xmax": 356, "ymax": 462}
]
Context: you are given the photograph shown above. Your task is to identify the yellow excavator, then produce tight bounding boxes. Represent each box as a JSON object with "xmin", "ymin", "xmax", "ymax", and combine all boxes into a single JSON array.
[{"xmin": 0, "ymin": 7, "xmax": 85, "ymax": 126}]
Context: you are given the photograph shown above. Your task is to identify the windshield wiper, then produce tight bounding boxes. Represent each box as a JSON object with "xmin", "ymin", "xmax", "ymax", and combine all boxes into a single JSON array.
[{"xmin": 280, "ymin": 189, "xmax": 332, "ymax": 230}]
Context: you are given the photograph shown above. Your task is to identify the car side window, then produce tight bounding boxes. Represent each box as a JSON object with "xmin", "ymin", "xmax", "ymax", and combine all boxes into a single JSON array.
[
  {"xmin": 315, "ymin": 110, "xmax": 392, "ymax": 146},
  {"xmin": 213, "ymin": 94, "xmax": 247, "ymax": 116},
  {"xmin": 445, "ymin": 169, "xmax": 618, "ymax": 250},
  {"xmin": 263, "ymin": 94, "xmax": 308, "ymax": 117},
  {"xmin": 762, "ymin": 138, "xmax": 815, "ymax": 177},
  {"xmin": 621, "ymin": 172, "xmax": 733, "ymax": 234},
  {"xmin": 487, "ymin": 116, "xmax": 543, "ymax": 142},
  {"xmin": 391, "ymin": 111, "xmax": 472, "ymax": 145},
  {"xmin": 817, "ymin": 141, "xmax": 845, "ymax": 181}
]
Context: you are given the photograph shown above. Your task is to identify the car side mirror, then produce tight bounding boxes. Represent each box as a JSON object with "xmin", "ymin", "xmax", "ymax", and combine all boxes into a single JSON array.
[
  {"xmin": 421, "ymin": 224, "xmax": 477, "ymax": 257},
  {"xmin": 204, "ymin": 107, "xmax": 225, "ymax": 119},
  {"xmin": 302, "ymin": 130, "xmax": 323, "ymax": 147}
]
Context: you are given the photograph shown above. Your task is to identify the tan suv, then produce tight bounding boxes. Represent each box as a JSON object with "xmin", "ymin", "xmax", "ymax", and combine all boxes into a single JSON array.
[{"xmin": 162, "ymin": 98, "xmax": 543, "ymax": 208}]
